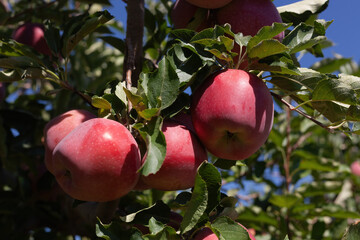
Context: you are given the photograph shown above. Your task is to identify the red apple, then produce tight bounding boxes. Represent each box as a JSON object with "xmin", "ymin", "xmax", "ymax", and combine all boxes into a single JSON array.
[
  {"xmin": 44, "ymin": 109, "xmax": 96, "ymax": 174},
  {"xmin": 52, "ymin": 118, "xmax": 141, "ymax": 202},
  {"xmin": 215, "ymin": 0, "xmax": 284, "ymax": 68},
  {"xmin": 0, "ymin": 82, "xmax": 5, "ymax": 103},
  {"xmin": 171, "ymin": 0, "xmax": 212, "ymax": 31},
  {"xmin": 139, "ymin": 116, "xmax": 208, "ymax": 191},
  {"xmin": 351, "ymin": 161, "xmax": 360, "ymax": 176},
  {"xmin": 12, "ymin": 23, "xmax": 52, "ymax": 56},
  {"xmin": 191, "ymin": 69, "xmax": 273, "ymax": 160},
  {"xmin": 193, "ymin": 224, "xmax": 256, "ymax": 239},
  {"xmin": 186, "ymin": 0, "xmax": 233, "ymax": 9}
]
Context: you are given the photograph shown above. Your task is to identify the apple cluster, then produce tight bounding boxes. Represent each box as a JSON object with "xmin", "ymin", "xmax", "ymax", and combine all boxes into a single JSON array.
[{"xmin": 43, "ymin": 110, "xmax": 208, "ymax": 202}]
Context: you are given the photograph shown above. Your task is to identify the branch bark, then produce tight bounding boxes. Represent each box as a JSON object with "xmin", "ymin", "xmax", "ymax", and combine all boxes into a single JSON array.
[{"xmin": 123, "ymin": 0, "xmax": 144, "ymax": 88}]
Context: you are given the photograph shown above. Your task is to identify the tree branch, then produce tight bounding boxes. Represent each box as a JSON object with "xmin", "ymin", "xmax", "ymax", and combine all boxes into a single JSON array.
[
  {"xmin": 271, "ymin": 92, "xmax": 335, "ymax": 133},
  {"xmin": 123, "ymin": 0, "xmax": 144, "ymax": 88}
]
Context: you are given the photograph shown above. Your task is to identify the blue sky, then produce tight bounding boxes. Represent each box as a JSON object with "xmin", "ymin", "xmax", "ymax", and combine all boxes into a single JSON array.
[{"xmin": 108, "ymin": 0, "xmax": 360, "ymax": 68}]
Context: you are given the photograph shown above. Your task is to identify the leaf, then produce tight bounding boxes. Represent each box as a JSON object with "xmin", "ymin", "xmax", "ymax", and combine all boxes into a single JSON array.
[
  {"xmin": 342, "ymin": 222, "xmax": 360, "ymax": 240},
  {"xmin": 0, "ymin": 69, "xmax": 22, "ymax": 82},
  {"xmin": 278, "ymin": 0, "xmax": 330, "ymax": 25},
  {"xmin": 180, "ymin": 172, "xmax": 208, "ymax": 234},
  {"xmin": 120, "ymin": 201, "xmax": 170, "ymax": 225},
  {"xmin": 236, "ymin": 208, "xmax": 278, "ymax": 227},
  {"xmin": 180, "ymin": 162, "xmax": 221, "ymax": 234},
  {"xmin": 92, "ymin": 96, "xmax": 112, "ymax": 110},
  {"xmin": 248, "ymin": 39, "xmax": 288, "ymax": 59},
  {"xmin": 62, "ymin": 10, "xmax": 114, "ymax": 56},
  {"xmin": 269, "ymin": 194, "xmax": 302, "ymax": 209},
  {"xmin": 311, "ymin": 58, "xmax": 352, "ymax": 73},
  {"xmin": 282, "ymin": 20, "xmax": 331, "ymax": 55},
  {"xmin": 211, "ymin": 217, "xmax": 250, "ymax": 240},
  {"xmin": 96, "ymin": 218, "xmax": 144, "ymax": 240},
  {"xmin": 134, "ymin": 117, "xmax": 166, "ymax": 176},
  {"xmin": 247, "ymin": 22, "xmax": 291, "ymax": 50},
  {"xmin": 99, "ymin": 36, "xmax": 125, "ymax": 53},
  {"xmin": 139, "ymin": 57, "xmax": 180, "ymax": 110}
]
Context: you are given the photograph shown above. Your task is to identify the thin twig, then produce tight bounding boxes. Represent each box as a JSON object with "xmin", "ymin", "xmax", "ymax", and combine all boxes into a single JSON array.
[{"xmin": 271, "ymin": 92, "xmax": 335, "ymax": 133}]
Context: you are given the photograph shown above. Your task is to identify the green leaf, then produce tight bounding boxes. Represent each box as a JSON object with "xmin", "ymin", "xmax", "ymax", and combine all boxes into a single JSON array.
[
  {"xmin": 148, "ymin": 217, "xmax": 165, "ymax": 235},
  {"xmin": 342, "ymin": 222, "xmax": 360, "ymax": 240},
  {"xmin": 180, "ymin": 162, "xmax": 221, "ymax": 234},
  {"xmin": 236, "ymin": 208, "xmax": 278, "ymax": 227},
  {"xmin": 311, "ymin": 58, "xmax": 352, "ymax": 73},
  {"xmin": 99, "ymin": 36, "xmax": 125, "ymax": 53},
  {"xmin": 211, "ymin": 217, "xmax": 250, "ymax": 240},
  {"xmin": 0, "ymin": 69, "xmax": 22, "ymax": 82},
  {"xmin": 278, "ymin": 0, "xmax": 330, "ymax": 25},
  {"xmin": 62, "ymin": 10, "xmax": 114, "ymax": 56},
  {"xmin": 269, "ymin": 194, "xmax": 302, "ymax": 209},
  {"xmin": 134, "ymin": 117, "xmax": 166, "ymax": 176},
  {"xmin": 96, "ymin": 218, "xmax": 144, "ymax": 240},
  {"xmin": 139, "ymin": 57, "xmax": 180, "ymax": 110},
  {"xmin": 92, "ymin": 96, "xmax": 112, "ymax": 110},
  {"xmin": 247, "ymin": 22, "xmax": 291, "ymax": 50},
  {"xmin": 120, "ymin": 201, "xmax": 170, "ymax": 225},
  {"xmin": 282, "ymin": 21, "xmax": 329, "ymax": 55},
  {"xmin": 248, "ymin": 39, "xmax": 288, "ymax": 59}
]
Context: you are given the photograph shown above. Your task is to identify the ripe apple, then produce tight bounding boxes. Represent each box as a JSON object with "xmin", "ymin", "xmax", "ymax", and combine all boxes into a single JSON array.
[
  {"xmin": 193, "ymin": 224, "xmax": 256, "ymax": 240},
  {"xmin": 191, "ymin": 69, "xmax": 273, "ymax": 160},
  {"xmin": 44, "ymin": 109, "xmax": 96, "ymax": 174},
  {"xmin": 216, "ymin": 0, "xmax": 284, "ymax": 40},
  {"xmin": 12, "ymin": 22, "xmax": 52, "ymax": 56},
  {"xmin": 0, "ymin": 82, "xmax": 5, "ymax": 103},
  {"xmin": 186, "ymin": 0, "xmax": 232, "ymax": 9},
  {"xmin": 52, "ymin": 118, "xmax": 141, "ymax": 202},
  {"xmin": 351, "ymin": 161, "xmax": 360, "ymax": 176},
  {"xmin": 139, "ymin": 115, "xmax": 208, "ymax": 191},
  {"xmin": 171, "ymin": 0, "xmax": 212, "ymax": 31},
  {"xmin": 215, "ymin": 0, "xmax": 284, "ymax": 68}
]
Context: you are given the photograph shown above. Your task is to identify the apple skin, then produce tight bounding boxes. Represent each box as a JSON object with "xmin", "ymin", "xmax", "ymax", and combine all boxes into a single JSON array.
[
  {"xmin": 185, "ymin": 0, "xmax": 232, "ymax": 9},
  {"xmin": 351, "ymin": 161, "xmax": 360, "ymax": 176},
  {"xmin": 52, "ymin": 118, "xmax": 141, "ymax": 202},
  {"xmin": 216, "ymin": 0, "xmax": 284, "ymax": 40},
  {"xmin": 191, "ymin": 69, "xmax": 273, "ymax": 160},
  {"xmin": 139, "ymin": 116, "xmax": 208, "ymax": 191},
  {"xmin": 0, "ymin": 82, "xmax": 5, "ymax": 103},
  {"xmin": 215, "ymin": 0, "xmax": 284, "ymax": 68},
  {"xmin": 44, "ymin": 109, "xmax": 96, "ymax": 174},
  {"xmin": 12, "ymin": 23, "xmax": 52, "ymax": 56},
  {"xmin": 171, "ymin": 0, "xmax": 212, "ymax": 31},
  {"xmin": 193, "ymin": 224, "xmax": 256, "ymax": 240}
]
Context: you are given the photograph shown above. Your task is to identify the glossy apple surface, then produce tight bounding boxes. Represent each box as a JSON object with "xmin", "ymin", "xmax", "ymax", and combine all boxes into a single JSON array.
[
  {"xmin": 44, "ymin": 109, "xmax": 96, "ymax": 173},
  {"xmin": 12, "ymin": 23, "xmax": 52, "ymax": 56},
  {"xmin": 351, "ymin": 161, "xmax": 360, "ymax": 176},
  {"xmin": 216, "ymin": 0, "xmax": 284, "ymax": 40},
  {"xmin": 186, "ymin": 0, "xmax": 232, "ymax": 9},
  {"xmin": 140, "ymin": 116, "xmax": 208, "ymax": 191},
  {"xmin": 0, "ymin": 82, "xmax": 5, "ymax": 103},
  {"xmin": 216, "ymin": 0, "xmax": 284, "ymax": 68},
  {"xmin": 52, "ymin": 118, "xmax": 141, "ymax": 202},
  {"xmin": 171, "ymin": 0, "xmax": 211, "ymax": 31},
  {"xmin": 191, "ymin": 69, "xmax": 273, "ymax": 160}
]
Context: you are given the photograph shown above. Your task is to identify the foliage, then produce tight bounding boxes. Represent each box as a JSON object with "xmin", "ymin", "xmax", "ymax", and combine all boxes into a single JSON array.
[{"xmin": 0, "ymin": 0, "xmax": 360, "ymax": 239}]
